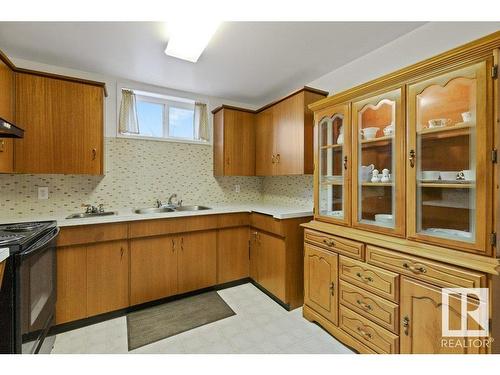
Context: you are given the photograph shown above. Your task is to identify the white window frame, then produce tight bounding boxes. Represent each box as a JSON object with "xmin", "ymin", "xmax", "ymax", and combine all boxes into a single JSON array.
[{"xmin": 117, "ymin": 85, "xmax": 211, "ymax": 146}]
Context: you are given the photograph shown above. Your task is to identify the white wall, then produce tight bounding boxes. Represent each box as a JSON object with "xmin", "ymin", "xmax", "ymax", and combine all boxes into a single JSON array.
[
  {"xmin": 10, "ymin": 57, "xmax": 258, "ymax": 137},
  {"xmin": 308, "ymin": 22, "xmax": 500, "ymax": 94}
]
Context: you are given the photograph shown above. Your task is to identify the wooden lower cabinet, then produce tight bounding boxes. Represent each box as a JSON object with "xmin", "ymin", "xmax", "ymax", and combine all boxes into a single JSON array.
[
  {"xmin": 217, "ymin": 227, "xmax": 250, "ymax": 284},
  {"xmin": 56, "ymin": 245, "xmax": 87, "ymax": 324},
  {"xmin": 177, "ymin": 231, "xmax": 217, "ymax": 293},
  {"xmin": 304, "ymin": 244, "xmax": 338, "ymax": 325},
  {"xmin": 86, "ymin": 240, "xmax": 129, "ymax": 316},
  {"xmin": 400, "ymin": 277, "xmax": 484, "ymax": 354},
  {"xmin": 251, "ymin": 230, "xmax": 286, "ymax": 302},
  {"xmin": 130, "ymin": 235, "xmax": 178, "ymax": 305}
]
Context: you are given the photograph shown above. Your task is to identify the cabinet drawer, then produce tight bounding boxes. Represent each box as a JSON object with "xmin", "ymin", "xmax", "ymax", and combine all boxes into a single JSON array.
[
  {"xmin": 366, "ymin": 246, "xmax": 486, "ymax": 289},
  {"xmin": 339, "ymin": 256, "xmax": 399, "ymax": 302},
  {"xmin": 57, "ymin": 223, "xmax": 128, "ymax": 247},
  {"xmin": 339, "ymin": 305, "xmax": 399, "ymax": 354},
  {"xmin": 250, "ymin": 213, "xmax": 284, "ymax": 237},
  {"xmin": 339, "ymin": 281, "xmax": 399, "ymax": 334},
  {"xmin": 304, "ymin": 229, "xmax": 364, "ymax": 260}
]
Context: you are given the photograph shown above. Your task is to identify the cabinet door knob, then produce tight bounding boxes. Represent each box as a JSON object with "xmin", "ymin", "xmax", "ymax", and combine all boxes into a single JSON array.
[
  {"xmin": 172, "ymin": 238, "xmax": 175, "ymax": 252},
  {"xmin": 276, "ymin": 153, "xmax": 281, "ymax": 163},
  {"xmin": 323, "ymin": 238, "xmax": 335, "ymax": 247},
  {"xmin": 120, "ymin": 247, "xmax": 124, "ymax": 260},
  {"xmin": 409, "ymin": 149, "xmax": 416, "ymax": 168},
  {"xmin": 272, "ymin": 155, "xmax": 275, "ymax": 164},
  {"xmin": 92, "ymin": 148, "xmax": 97, "ymax": 160},
  {"xmin": 329, "ymin": 282, "xmax": 335, "ymax": 296},
  {"xmin": 343, "ymin": 155, "xmax": 348, "ymax": 170},
  {"xmin": 402, "ymin": 316, "xmax": 410, "ymax": 336}
]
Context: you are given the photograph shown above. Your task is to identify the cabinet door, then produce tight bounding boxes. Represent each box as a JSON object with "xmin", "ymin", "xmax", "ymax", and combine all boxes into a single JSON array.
[
  {"xmin": 130, "ymin": 236, "xmax": 178, "ymax": 305},
  {"xmin": 0, "ymin": 58, "xmax": 14, "ymax": 173},
  {"xmin": 400, "ymin": 277, "xmax": 484, "ymax": 354},
  {"xmin": 407, "ymin": 60, "xmax": 492, "ymax": 254},
  {"xmin": 15, "ymin": 73, "xmax": 104, "ymax": 175},
  {"xmin": 56, "ymin": 245, "xmax": 87, "ymax": 324},
  {"xmin": 304, "ymin": 244, "xmax": 338, "ymax": 325},
  {"xmin": 273, "ymin": 94, "xmax": 305, "ymax": 175},
  {"xmin": 255, "ymin": 231, "xmax": 286, "ymax": 301},
  {"xmin": 217, "ymin": 227, "xmax": 249, "ymax": 284},
  {"xmin": 86, "ymin": 240, "xmax": 129, "ymax": 316},
  {"xmin": 255, "ymin": 108, "xmax": 275, "ymax": 176},
  {"xmin": 314, "ymin": 103, "xmax": 351, "ymax": 226},
  {"xmin": 352, "ymin": 87, "xmax": 405, "ymax": 237},
  {"xmin": 223, "ymin": 109, "xmax": 255, "ymax": 176},
  {"xmin": 178, "ymin": 231, "xmax": 217, "ymax": 293}
]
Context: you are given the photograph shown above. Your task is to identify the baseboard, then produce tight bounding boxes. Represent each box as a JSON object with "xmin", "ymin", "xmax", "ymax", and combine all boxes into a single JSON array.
[
  {"xmin": 49, "ymin": 277, "xmax": 251, "ymax": 336},
  {"xmin": 249, "ymin": 280, "xmax": 291, "ymax": 311}
]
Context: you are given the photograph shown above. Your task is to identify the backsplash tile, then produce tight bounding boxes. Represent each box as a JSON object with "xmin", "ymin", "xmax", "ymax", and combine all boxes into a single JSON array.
[{"xmin": 0, "ymin": 138, "xmax": 313, "ymax": 219}]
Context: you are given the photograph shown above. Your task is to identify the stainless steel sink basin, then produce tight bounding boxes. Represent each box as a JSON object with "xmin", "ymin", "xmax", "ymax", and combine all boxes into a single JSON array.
[
  {"xmin": 66, "ymin": 211, "xmax": 117, "ymax": 219},
  {"xmin": 174, "ymin": 205, "xmax": 211, "ymax": 211},
  {"xmin": 134, "ymin": 207, "xmax": 176, "ymax": 214}
]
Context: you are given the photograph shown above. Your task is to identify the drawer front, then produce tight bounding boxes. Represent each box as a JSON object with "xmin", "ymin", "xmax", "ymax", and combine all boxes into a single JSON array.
[
  {"xmin": 339, "ymin": 256, "xmax": 399, "ymax": 302},
  {"xmin": 305, "ymin": 229, "xmax": 364, "ymax": 260},
  {"xmin": 57, "ymin": 223, "xmax": 128, "ymax": 247},
  {"xmin": 129, "ymin": 215, "xmax": 218, "ymax": 238},
  {"xmin": 366, "ymin": 245, "xmax": 486, "ymax": 289},
  {"xmin": 250, "ymin": 213, "xmax": 284, "ymax": 237},
  {"xmin": 339, "ymin": 281, "xmax": 399, "ymax": 334},
  {"xmin": 217, "ymin": 213, "xmax": 250, "ymax": 228},
  {"xmin": 339, "ymin": 305, "xmax": 399, "ymax": 354}
]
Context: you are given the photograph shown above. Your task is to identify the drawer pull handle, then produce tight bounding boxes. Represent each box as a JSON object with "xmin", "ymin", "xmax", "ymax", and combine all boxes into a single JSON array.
[
  {"xmin": 356, "ymin": 272, "xmax": 373, "ymax": 282},
  {"xmin": 323, "ymin": 238, "xmax": 335, "ymax": 247},
  {"xmin": 402, "ymin": 316, "xmax": 410, "ymax": 336},
  {"xmin": 343, "ymin": 155, "xmax": 348, "ymax": 170},
  {"xmin": 357, "ymin": 326, "xmax": 372, "ymax": 340},
  {"xmin": 329, "ymin": 282, "xmax": 335, "ymax": 296},
  {"xmin": 409, "ymin": 149, "xmax": 416, "ymax": 168},
  {"xmin": 403, "ymin": 263, "xmax": 427, "ymax": 274},
  {"xmin": 356, "ymin": 299, "xmax": 372, "ymax": 311}
]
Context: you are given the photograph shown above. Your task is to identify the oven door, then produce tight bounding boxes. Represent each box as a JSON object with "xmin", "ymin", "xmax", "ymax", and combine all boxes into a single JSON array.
[{"xmin": 16, "ymin": 227, "xmax": 59, "ymax": 354}]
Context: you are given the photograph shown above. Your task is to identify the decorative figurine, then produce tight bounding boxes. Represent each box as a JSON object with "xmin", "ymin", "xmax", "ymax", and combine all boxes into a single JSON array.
[
  {"xmin": 371, "ymin": 169, "xmax": 380, "ymax": 183},
  {"xmin": 381, "ymin": 168, "xmax": 390, "ymax": 183},
  {"xmin": 337, "ymin": 125, "xmax": 344, "ymax": 145}
]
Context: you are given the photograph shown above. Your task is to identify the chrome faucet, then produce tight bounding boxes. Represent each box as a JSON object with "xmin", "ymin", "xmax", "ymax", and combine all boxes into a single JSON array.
[
  {"xmin": 82, "ymin": 203, "xmax": 104, "ymax": 214},
  {"xmin": 168, "ymin": 194, "xmax": 178, "ymax": 206},
  {"xmin": 155, "ymin": 199, "xmax": 164, "ymax": 208}
]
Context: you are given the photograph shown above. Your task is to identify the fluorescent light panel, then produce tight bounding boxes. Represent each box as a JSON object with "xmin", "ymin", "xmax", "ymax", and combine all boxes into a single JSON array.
[{"xmin": 165, "ymin": 21, "xmax": 220, "ymax": 63}]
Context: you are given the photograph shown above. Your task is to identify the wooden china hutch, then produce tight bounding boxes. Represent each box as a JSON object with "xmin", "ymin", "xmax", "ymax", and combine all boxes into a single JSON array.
[{"xmin": 302, "ymin": 31, "xmax": 500, "ymax": 354}]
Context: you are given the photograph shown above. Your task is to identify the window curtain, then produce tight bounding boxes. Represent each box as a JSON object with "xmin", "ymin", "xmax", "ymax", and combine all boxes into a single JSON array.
[
  {"xmin": 119, "ymin": 89, "xmax": 140, "ymax": 134},
  {"xmin": 194, "ymin": 102, "xmax": 209, "ymax": 142}
]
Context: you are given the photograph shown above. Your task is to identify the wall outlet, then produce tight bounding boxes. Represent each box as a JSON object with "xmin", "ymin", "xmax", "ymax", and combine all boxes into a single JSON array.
[
  {"xmin": 38, "ymin": 187, "xmax": 49, "ymax": 200},
  {"xmin": 234, "ymin": 184, "xmax": 241, "ymax": 193}
]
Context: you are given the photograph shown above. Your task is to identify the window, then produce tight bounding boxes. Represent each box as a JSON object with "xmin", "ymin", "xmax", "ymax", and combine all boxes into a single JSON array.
[{"xmin": 119, "ymin": 88, "xmax": 208, "ymax": 144}]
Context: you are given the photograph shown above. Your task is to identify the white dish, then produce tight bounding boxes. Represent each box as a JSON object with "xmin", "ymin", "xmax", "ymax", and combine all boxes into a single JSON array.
[
  {"xmin": 440, "ymin": 171, "xmax": 459, "ymax": 181},
  {"xmin": 374, "ymin": 214, "xmax": 393, "ymax": 224},
  {"xmin": 421, "ymin": 171, "xmax": 440, "ymax": 180},
  {"xmin": 361, "ymin": 127, "xmax": 379, "ymax": 140},
  {"xmin": 424, "ymin": 228, "xmax": 472, "ymax": 239}
]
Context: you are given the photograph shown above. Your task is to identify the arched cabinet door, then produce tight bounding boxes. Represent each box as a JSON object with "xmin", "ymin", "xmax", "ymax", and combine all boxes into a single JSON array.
[
  {"xmin": 407, "ymin": 59, "xmax": 493, "ymax": 254},
  {"xmin": 351, "ymin": 87, "xmax": 405, "ymax": 237},
  {"xmin": 314, "ymin": 103, "xmax": 352, "ymax": 226}
]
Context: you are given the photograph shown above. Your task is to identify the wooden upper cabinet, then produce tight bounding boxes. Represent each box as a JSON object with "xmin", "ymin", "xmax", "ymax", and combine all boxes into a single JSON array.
[
  {"xmin": 0, "ymin": 58, "xmax": 14, "ymax": 173},
  {"xmin": 256, "ymin": 89, "xmax": 327, "ymax": 176},
  {"xmin": 14, "ymin": 73, "xmax": 104, "ymax": 175},
  {"xmin": 407, "ymin": 60, "xmax": 492, "ymax": 254},
  {"xmin": 213, "ymin": 107, "xmax": 255, "ymax": 176}
]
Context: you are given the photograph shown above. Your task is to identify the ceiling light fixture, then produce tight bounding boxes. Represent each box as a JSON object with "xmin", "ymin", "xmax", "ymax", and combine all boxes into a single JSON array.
[{"xmin": 164, "ymin": 20, "xmax": 220, "ymax": 63}]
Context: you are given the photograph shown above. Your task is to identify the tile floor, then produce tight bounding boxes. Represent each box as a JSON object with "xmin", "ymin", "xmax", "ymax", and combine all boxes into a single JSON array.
[{"xmin": 51, "ymin": 283, "xmax": 354, "ymax": 354}]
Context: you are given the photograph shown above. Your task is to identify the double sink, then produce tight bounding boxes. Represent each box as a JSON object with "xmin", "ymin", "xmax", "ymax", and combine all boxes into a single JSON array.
[{"xmin": 66, "ymin": 205, "xmax": 211, "ymax": 219}]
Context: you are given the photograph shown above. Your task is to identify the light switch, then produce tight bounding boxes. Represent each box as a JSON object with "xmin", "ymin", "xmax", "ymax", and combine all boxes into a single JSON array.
[
  {"xmin": 38, "ymin": 187, "xmax": 49, "ymax": 200},
  {"xmin": 234, "ymin": 184, "xmax": 241, "ymax": 193}
]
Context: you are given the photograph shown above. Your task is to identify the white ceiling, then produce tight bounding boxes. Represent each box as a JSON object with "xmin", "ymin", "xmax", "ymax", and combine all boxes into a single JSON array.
[{"xmin": 0, "ymin": 22, "xmax": 425, "ymax": 106}]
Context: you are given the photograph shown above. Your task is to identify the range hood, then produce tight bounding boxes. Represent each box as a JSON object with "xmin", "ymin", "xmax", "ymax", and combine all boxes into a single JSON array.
[{"xmin": 0, "ymin": 117, "xmax": 24, "ymax": 138}]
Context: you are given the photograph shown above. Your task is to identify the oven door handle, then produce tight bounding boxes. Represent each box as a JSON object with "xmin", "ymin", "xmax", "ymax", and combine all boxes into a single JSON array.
[{"xmin": 20, "ymin": 227, "xmax": 60, "ymax": 259}]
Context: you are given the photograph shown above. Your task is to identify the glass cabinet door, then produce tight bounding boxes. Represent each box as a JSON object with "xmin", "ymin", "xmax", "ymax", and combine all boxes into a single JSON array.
[
  {"xmin": 315, "ymin": 103, "xmax": 351, "ymax": 225},
  {"xmin": 407, "ymin": 60, "xmax": 491, "ymax": 253},
  {"xmin": 352, "ymin": 88, "xmax": 405, "ymax": 236}
]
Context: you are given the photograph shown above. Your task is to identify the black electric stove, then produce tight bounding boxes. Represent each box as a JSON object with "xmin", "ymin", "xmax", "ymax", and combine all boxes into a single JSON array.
[{"xmin": 0, "ymin": 220, "xmax": 59, "ymax": 354}]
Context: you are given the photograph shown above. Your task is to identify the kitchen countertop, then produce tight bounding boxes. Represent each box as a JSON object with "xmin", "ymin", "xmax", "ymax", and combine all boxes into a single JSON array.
[
  {"xmin": 0, "ymin": 203, "xmax": 313, "ymax": 227},
  {"xmin": 0, "ymin": 247, "xmax": 9, "ymax": 263}
]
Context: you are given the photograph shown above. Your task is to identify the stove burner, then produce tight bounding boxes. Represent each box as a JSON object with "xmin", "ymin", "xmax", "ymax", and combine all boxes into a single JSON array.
[
  {"xmin": 0, "ymin": 233, "xmax": 23, "ymax": 245},
  {"xmin": 2, "ymin": 222, "xmax": 47, "ymax": 232}
]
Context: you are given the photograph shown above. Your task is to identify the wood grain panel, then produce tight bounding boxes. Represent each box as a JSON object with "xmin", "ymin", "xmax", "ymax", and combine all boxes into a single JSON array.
[
  {"xmin": 56, "ymin": 245, "xmax": 87, "ymax": 324},
  {"xmin": 250, "ymin": 213, "xmax": 284, "ymax": 237},
  {"xmin": 339, "ymin": 305, "xmax": 399, "ymax": 354},
  {"xmin": 255, "ymin": 108, "xmax": 275, "ymax": 176},
  {"xmin": 0, "ymin": 58, "xmax": 14, "ymax": 173},
  {"xmin": 223, "ymin": 108, "xmax": 255, "ymax": 176},
  {"xmin": 130, "ymin": 236, "xmax": 178, "ymax": 305},
  {"xmin": 57, "ymin": 223, "xmax": 128, "ymax": 247},
  {"xmin": 366, "ymin": 245, "xmax": 486, "ymax": 289},
  {"xmin": 177, "ymin": 231, "xmax": 217, "ymax": 293},
  {"xmin": 129, "ymin": 215, "xmax": 218, "ymax": 238},
  {"xmin": 14, "ymin": 72, "xmax": 104, "ymax": 175},
  {"xmin": 339, "ymin": 256, "xmax": 399, "ymax": 302},
  {"xmin": 255, "ymin": 231, "xmax": 286, "ymax": 301},
  {"xmin": 217, "ymin": 213, "xmax": 250, "ymax": 228},
  {"xmin": 86, "ymin": 240, "xmax": 129, "ymax": 316},
  {"xmin": 217, "ymin": 227, "xmax": 249, "ymax": 283},
  {"xmin": 213, "ymin": 110, "xmax": 224, "ymax": 176}
]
